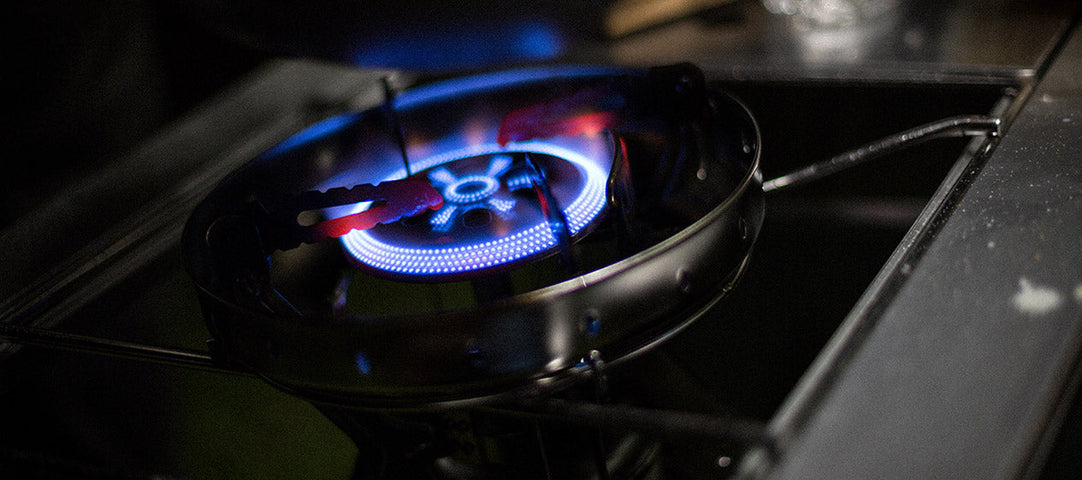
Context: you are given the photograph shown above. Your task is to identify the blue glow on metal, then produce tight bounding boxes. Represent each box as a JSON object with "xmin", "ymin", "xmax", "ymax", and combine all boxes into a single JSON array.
[
  {"xmin": 341, "ymin": 141, "xmax": 608, "ymax": 277},
  {"xmin": 516, "ymin": 20, "xmax": 563, "ymax": 58},
  {"xmin": 585, "ymin": 316, "xmax": 602, "ymax": 337},
  {"xmin": 262, "ymin": 112, "xmax": 360, "ymax": 157},
  {"xmin": 354, "ymin": 352, "xmax": 372, "ymax": 375},
  {"xmin": 394, "ymin": 66, "xmax": 629, "ymax": 111}
]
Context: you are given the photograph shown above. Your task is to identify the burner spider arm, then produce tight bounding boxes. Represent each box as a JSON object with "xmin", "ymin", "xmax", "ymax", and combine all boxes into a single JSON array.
[
  {"xmin": 0, "ymin": 321, "xmax": 249, "ymax": 376},
  {"xmin": 524, "ymin": 152, "xmax": 577, "ymax": 271},
  {"xmin": 763, "ymin": 115, "xmax": 1001, "ymax": 193}
]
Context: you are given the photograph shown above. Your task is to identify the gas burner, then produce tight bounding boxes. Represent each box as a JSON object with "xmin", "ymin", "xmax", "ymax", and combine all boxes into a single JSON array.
[
  {"xmin": 181, "ymin": 64, "xmax": 762, "ymax": 407},
  {"xmin": 343, "ymin": 143, "xmax": 609, "ymax": 280}
]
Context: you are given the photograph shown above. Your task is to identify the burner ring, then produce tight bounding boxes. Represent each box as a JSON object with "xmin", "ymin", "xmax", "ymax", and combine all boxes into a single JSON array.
[
  {"xmin": 341, "ymin": 142, "xmax": 609, "ymax": 279},
  {"xmin": 443, "ymin": 175, "xmax": 499, "ymax": 203}
]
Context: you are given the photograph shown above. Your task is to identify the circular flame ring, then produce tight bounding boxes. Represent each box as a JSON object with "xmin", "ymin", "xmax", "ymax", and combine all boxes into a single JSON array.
[{"xmin": 340, "ymin": 141, "xmax": 609, "ymax": 277}]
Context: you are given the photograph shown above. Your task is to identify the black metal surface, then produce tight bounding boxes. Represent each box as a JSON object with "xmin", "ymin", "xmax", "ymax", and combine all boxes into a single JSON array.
[
  {"xmin": 0, "ymin": 322, "xmax": 236, "ymax": 376},
  {"xmin": 505, "ymin": 398, "xmax": 771, "ymax": 446},
  {"xmin": 753, "ymin": 13, "xmax": 1082, "ymax": 480},
  {"xmin": 0, "ymin": 61, "xmax": 397, "ymax": 332},
  {"xmin": 762, "ymin": 115, "xmax": 1001, "ymax": 193}
]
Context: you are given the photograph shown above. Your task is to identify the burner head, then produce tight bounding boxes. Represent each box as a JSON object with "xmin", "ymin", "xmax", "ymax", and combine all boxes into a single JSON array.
[
  {"xmin": 343, "ymin": 145, "xmax": 608, "ymax": 281},
  {"xmin": 182, "ymin": 64, "xmax": 763, "ymax": 408}
]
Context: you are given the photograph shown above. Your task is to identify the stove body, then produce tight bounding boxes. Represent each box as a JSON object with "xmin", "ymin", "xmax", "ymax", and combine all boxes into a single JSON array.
[{"xmin": 2, "ymin": 1, "xmax": 1081, "ymax": 479}]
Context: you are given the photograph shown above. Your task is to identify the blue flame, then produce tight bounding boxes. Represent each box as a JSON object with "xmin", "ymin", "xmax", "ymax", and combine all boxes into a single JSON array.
[
  {"xmin": 262, "ymin": 112, "xmax": 360, "ymax": 158},
  {"xmin": 352, "ymin": 19, "xmax": 566, "ymax": 70},
  {"xmin": 341, "ymin": 141, "xmax": 608, "ymax": 277},
  {"xmin": 394, "ymin": 65, "xmax": 628, "ymax": 111},
  {"xmin": 354, "ymin": 352, "xmax": 372, "ymax": 375}
]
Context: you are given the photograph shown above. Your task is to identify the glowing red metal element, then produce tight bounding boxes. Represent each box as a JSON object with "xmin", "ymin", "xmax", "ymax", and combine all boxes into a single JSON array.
[
  {"xmin": 497, "ymin": 87, "xmax": 621, "ymax": 146},
  {"xmin": 310, "ymin": 179, "xmax": 444, "ymax": 240}
]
